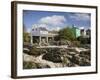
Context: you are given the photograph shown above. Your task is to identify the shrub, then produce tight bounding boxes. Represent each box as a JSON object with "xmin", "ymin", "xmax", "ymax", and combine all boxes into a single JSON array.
[
  {"xmin": 23, "ymin": 32, "xmax": 30, "ymax": 43},
  {"xmin": 72, "ymin": 41, "xmax": 80, "ymax": 47},
  {"xmin": 79, "ymin": 57, "xmax": 91, "ymax": 66},
  {"xmin": 59, "ymin": 40, "xmax": 68, "ymax": 45},
  {"xmin": 77, "ymin": 36, "xmax": 91, "ymax": 44},
  {"xmin": 23, "ymin": 62, "xmax": 37, "ymax": 69},
  {"xmin": 36, "ymin": 63, "xmax": 50, "ymax": 68},
  {"xmin": 42, "ymin": 48, "xmax": 63, "ymax": 63},
  {"xmin": 29, "ymin": 47, "xmax": 42, "ymax": 56},
  {"xmin": 58, "ymin": 27, "xmax": 76, "ymax": 41},
  {"xmin": 42, "ymin": 53, "xmax": 62, "ymax": 63},
  {"xmin": 23, "ymin": 62, "xmax": 50, "ymax": 69}
]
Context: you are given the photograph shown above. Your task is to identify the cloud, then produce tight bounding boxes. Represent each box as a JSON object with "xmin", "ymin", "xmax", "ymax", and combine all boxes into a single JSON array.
[
  {"xmin": 39, "ymin": 15, "xmax": 66, "ymax": 26},
  {"xmin": 70, "ymin": 13, "xmax": 90, "ymax": 21},
  {"xmin": 48, "ymin": 26, "xmax": 61, "ymax": 31},
  {"xmin": 35, "ymin": 24, "xmax": 60, "ymax": 31},
  {"xmin": 37, "ymin": 24, "xmax": 47, "ymax": 28}
]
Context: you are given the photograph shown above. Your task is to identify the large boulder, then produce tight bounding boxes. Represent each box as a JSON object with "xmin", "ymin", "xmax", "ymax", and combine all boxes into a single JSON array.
[{"xmin": 42, "ymin": 53, "xmax": 62, "ymax": 63}]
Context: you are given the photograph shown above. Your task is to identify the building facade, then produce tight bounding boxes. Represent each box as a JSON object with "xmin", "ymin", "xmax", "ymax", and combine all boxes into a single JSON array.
[
  {"xmin": 30, "ymin": 24, "xmax": 58, "ymax": 46},
  {"xmin": 72, "ymin": 26, "xmax": 81, "ymax": 38}
]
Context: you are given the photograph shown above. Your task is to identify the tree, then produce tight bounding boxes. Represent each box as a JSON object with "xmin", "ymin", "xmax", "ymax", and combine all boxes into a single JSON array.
[
  {"xmin": 23, "ymin": 24, "xmax": 27, "ymax": 33},
  {"xmin": 58, "ymin": 27, "xmax": 76, "ymax": 41},
  {"xmin": 23, "ymin": 24, "xmax": 31, "ymax": 43},
  {"xmin": 77, "ymin": 36, "xmax": 91, "ymax": 44},
  {"xmin": 23, "ymin": 32, "xmax": 30, "ymax": 43}
]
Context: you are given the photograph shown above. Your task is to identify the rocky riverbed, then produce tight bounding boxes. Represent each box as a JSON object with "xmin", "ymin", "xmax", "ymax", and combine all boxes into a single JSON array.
[{"xmin": 23, "ymin": 46, "xmax": 91, "ymax": 69}]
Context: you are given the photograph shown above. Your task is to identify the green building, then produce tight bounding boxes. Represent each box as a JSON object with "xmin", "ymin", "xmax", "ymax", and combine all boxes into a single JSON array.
[{"xmin": 72, "ymin": 26, "xmax": 80, "ymax": 38}]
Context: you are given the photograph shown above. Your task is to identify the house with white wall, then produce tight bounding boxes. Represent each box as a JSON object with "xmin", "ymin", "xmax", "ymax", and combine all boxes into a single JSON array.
[{"xmin": 30, "ymin": 24, "xmax": 58, "ymax": 46}]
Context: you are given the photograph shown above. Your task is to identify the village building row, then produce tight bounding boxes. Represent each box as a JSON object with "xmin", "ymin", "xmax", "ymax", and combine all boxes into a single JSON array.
[{"xmin": 29, "ymin": 24, "xmax": 91, "ymax": 45}]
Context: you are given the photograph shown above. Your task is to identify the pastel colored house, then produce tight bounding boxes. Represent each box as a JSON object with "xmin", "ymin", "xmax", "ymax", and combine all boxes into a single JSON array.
[{"xmin": 72, "ymin": 26, "xmax": 81, "ymax": 38}]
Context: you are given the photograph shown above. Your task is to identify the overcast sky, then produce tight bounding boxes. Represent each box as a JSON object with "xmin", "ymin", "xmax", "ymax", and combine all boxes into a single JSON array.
[{"xmin": 23, "ymin": 10, "xmax": 91, "ymax": 32}]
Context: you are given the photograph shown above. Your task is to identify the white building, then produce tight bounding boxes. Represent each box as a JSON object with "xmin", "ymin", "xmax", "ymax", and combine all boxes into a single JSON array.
[
  {"xmin": 30, "ymin": 24, "xmax": 58, "ymax": 45},
  {"xmin": 80, "ymin": 27, "xmax": 91, "ymax": 38}
]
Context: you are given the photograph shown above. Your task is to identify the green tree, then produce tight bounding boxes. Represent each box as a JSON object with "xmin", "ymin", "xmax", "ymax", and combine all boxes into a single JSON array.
[
  {"xmin": 23, "ymin": 32, "xmax": 30, "ymax": 43},
  {"xmin": 58, "ymin": 27, "xmax": 76, "ymax": 41},
  {"xmin": 23, "ymin": 25, "xmax": 30, "ymax": 43}
]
